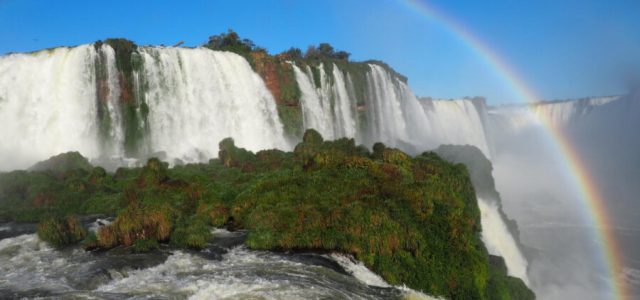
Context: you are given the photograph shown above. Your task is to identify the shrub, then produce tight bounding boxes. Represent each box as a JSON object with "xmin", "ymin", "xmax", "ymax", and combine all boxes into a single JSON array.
[{"xmin": 37, "ymin": 216, "xmax": 87, "ymax": 247}]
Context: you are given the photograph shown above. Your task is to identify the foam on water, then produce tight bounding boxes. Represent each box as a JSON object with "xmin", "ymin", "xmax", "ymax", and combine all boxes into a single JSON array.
[
  {"xmin": 329, "ymin": 253, "xmax": 390, "ymax": 288},
  {"xmin": 0, "ymin": 234, "xmax": 75, "ymax": 292},
  {"xmin": 478, "ymin": 198, "xmax": 529, "ymax": 284},
  {"xmin": 97, "ymin": 246, "xmax": 395, "ymax": 299}
]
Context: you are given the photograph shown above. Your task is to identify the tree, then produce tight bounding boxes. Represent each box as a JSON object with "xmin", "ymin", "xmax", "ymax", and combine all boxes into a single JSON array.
[
  {"xmin": 206, "ymin": 29, "xmax": 255, "ymax": 54},
  {"xmin": 318, "ymin": 43, "xmax": 335, "ymax": 57},
  {"xmin": 282, "ymin": 47, "xmax": 303, "ymax": 59}
]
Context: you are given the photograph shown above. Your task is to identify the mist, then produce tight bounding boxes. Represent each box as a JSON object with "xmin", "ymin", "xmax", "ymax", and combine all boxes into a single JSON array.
[{"xmin": 487, "ymin": 92, "xmax": 640, "ymax": 299}]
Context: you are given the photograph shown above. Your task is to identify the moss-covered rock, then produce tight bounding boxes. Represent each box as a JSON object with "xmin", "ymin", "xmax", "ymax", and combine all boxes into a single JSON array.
[{"xmin": 30, "ymin": 152, "xmax": 93, "ymax": 175}]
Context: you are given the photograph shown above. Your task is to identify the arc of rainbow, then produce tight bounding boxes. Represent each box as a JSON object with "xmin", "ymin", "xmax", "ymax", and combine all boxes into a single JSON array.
[{"xmin": 398, "ymin": 0, "xmax": 627, "ymax": 299}]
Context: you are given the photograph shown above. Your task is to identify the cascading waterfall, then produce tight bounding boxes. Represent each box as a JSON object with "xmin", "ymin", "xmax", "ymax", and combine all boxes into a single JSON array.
[
  {"xmin": 365, "ymin": 64, "xmax": 411, "ymax": 146},
  {"xmin": 330, "ymin": 64, "xmax": 358, "ymax": 139},
  {"xmin": 419, "ymin": 98, "xmax": 491, "ymax": 158},
  {"xmin": 292, "ymin": 64, "xmax": 337, "ymax": 140},
  {"xmin": 478, "ymin": 198, "xmax": 529, "ymax": 284},
  {"xmin": 0, "ymin": 46, "xmax": 100, "ymax": 170},
  {"xmin": 139, "ymin": 47, "xmax": 287, "ymax": 163},
  {"xmin": 529, "ymin": 96, "xmax": 618, "ymax": 127},
  {"xmin": 0, "ymin": 45, "xmax": 289, "ymax": 170},
  {"xmin": 95, "ymin": 44, "xmax": 125, "ymax": 157}
]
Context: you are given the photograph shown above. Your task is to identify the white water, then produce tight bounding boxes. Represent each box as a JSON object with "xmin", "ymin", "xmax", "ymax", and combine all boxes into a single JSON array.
[
  {"xmin": 0, "ymin": 46, "xmax": 100, "ymax": 170},
  {"xmin": 365, "ymin": 64, "xmax": 411, "ymax": 146},
  {"xmin": 329, "ymin": 253, "xmax": 390, "ymax": 288},
  {"xmin": 0, "ymin": 234, "xmax": 76, "ymax": 292},
  {"xmin": 330, "ymin": 64, "xmax": 358, "ymax": 139},
  {"xmin": 95, "ymin": 246, "xmax": 400, "ymax": 299},
  {"xmin": 292, "ymin": 63, "xmax": 358, "ymax": 141},
  {"xmin": 140, "ymin": 47, "xmax": 288, "ymax": 163},
  {"xmin": 478, "ymin": 198, "xmax": 529, "ymax": 284},
  {"xmin": 0, "ymin": 45, "xmax": 289, "ymax": 170},
  {"xmin": 419, "ymin": 98, "xmax": 491, "ymax": 157},
  {"xmin": 98, "ymin": 44, "xmax": 125, "ymax": 157},
  {"xmin": 328, "ymin": 253, "xmax": 442, "ymax": 300},
  {"xmin": 293, "ymin": 64, "xmax": 337, "ymax": 139},
  {"xmin": 529, "ymin": 96, "xmax": 618, "ymax": 127}
]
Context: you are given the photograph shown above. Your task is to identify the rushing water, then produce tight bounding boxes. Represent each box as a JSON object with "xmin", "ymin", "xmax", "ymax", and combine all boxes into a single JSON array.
[
  {"xmin": 0, "ymin": 225, "xmax": 438, "ymax": 300},
  {"xmin": 140, "ymin": 47, "xmax": 287, "ymax": 163}
]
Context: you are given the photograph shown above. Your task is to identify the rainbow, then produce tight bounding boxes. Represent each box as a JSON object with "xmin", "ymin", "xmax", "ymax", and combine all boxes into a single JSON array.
[{"xmin": 397, "ymin": 0, "xmax": 628, "ymax": 299}]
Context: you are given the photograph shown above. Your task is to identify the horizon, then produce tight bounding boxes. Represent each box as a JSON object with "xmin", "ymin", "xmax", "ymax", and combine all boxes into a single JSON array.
[{"xmin": 1, "ymin": 0, "xmax": 638, "ymax": 104}]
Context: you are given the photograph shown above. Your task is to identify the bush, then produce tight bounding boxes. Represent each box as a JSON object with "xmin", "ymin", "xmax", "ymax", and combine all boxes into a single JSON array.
[{"xmin": 37, "ymin": 216, "xmax": 87, "ymax": 247}]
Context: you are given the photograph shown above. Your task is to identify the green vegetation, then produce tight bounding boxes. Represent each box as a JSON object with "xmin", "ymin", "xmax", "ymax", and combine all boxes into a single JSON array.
[
  {"xmin": 30, "ymin": 151, "xmax": 93, "ymax": 175},
  {"xmin": 0, "ymin": 130, "xmax": 533, "ymax": 299},
  {"xmin": 487, "ymin": 256, "xmax": 534, "ymax": 300},
  {"xmin": 434, "ymin": 145, "xmax": 524, "ymax": 249},
  {"xmin": 37, "ymin": 216, "xmax": 87, "ymax": 248}
]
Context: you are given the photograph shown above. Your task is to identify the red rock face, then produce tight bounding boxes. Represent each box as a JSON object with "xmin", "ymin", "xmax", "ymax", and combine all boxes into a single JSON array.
[
  {"xmin": 252, "ymin": 52, "xmax": 283, "ymax": 104},
  {"xmin": 118, "ymin": 72, "xmax": 133, "ymax": 104}
]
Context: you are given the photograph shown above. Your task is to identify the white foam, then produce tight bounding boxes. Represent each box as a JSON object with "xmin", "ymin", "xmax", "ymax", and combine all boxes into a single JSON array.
[
  {"xmin": 97, "ymin": 247, "xmax": 376, "ymax": 299},
  {"xmin": 89, "ymin": 218, "xmax": 113, "ymax": 233},
  {"xmin": 329, "ymin": 253, "xmax": 390, "ymax": 287},
  {"xmin": 0, "ymin": 234, "xmax": 76, "ymax": 292},
  {"xmin": 478, "ymin": 198, "xmax": 529, "ymax": 284}
]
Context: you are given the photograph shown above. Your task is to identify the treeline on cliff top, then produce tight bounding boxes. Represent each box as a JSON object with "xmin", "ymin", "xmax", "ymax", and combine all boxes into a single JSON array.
[{"xmin": 0, "ymin": 130, "xmax": 533, "ymax": 300}]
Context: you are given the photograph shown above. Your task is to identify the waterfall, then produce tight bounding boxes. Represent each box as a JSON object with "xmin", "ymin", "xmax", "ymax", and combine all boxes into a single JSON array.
[
  {"xmin": 419, "ymin": 98, "xmax": 491, "ymax": 158},
  {"xmin": 0, "ymin": 46, "xmax": 100, "ymax": 170},
  {"xmin": 96, "ymin": 44, "xmax": 125, "ymax": 157},
  {"xmin": 365, "ymin": 64, "xmax": 411, "ymax": 146},
  {"xmin": 330, "ymin": 64, "xmax": 357, "ymax": 139},
  {"xmin": 139, "ymin": 47, "xmax": 287, "ymax": 163},
  {"xmin": 478, "ymin": 198, "xmax": 529, "ymax": 284},
  {"xmin": 292, "ymin": 64, "xmax": 336, "ymax": 139},
  {"xmin": 294, "ymin": 63, "xmax": 490, "ymax": 157},
  {"xmin": 530, "ymin": 96, "xmax": 618, "ymax": 127},
  {"xmin": 0, "ymin": 45, "xmax": 289, "ymax": 170}
]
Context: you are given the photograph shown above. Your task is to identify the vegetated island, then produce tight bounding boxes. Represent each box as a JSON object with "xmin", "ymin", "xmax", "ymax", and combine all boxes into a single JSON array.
[{"xmin": 0, "ymin": 129, "xmax": 533, "ymax": 300}]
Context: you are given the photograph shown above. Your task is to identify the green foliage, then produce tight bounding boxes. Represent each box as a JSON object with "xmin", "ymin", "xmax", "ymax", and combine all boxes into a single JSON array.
[
  {"xmin": 281, "ymin": 47, "xmax": 303, "ymax": 60},
  {"xmin": 304, "ymin": 43, "xmax": 350, "ymax": 61},
  {"xmin": 37, "ymin": 216, "xmax": 87, "ymax": 248},
  {"xmin": 30, "ymin": 152, "xmax": 93, "ymax": 175},
  {"xmin": 1, "ymin": 131, "xmax": 533, "ymax": 298},
  {"xmin": 206, "ymin": 29, "xmax": 257, "ymax": 55},
  {"xmin": 486, "ymin": 256, "xmax": 535, "ymax": 300},
  {"xmin": 434, "ymin": 145, "xmax": 525, "ymax": 252},
  {"xmin": 170, "ymin": 216, "xmax": 211, "ymax": 250},
  {"xmin": 82, "ymin": 232, "xmax": 100, "ymax": 250},
  {"xmin": 133, "ymin": 238, "xmax": 159, "ymax": 253}
]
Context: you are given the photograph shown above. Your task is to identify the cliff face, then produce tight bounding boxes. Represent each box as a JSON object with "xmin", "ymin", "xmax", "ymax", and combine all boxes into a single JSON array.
[{"xmin": 249, "ymin": 51, "xmax": 303, "ymax": 137}]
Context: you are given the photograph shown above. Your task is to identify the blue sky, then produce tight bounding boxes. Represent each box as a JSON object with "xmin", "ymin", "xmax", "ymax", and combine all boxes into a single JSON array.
[{"xmin": 0, "ymin": 0, "xmax": 638, "ymax": 104}]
